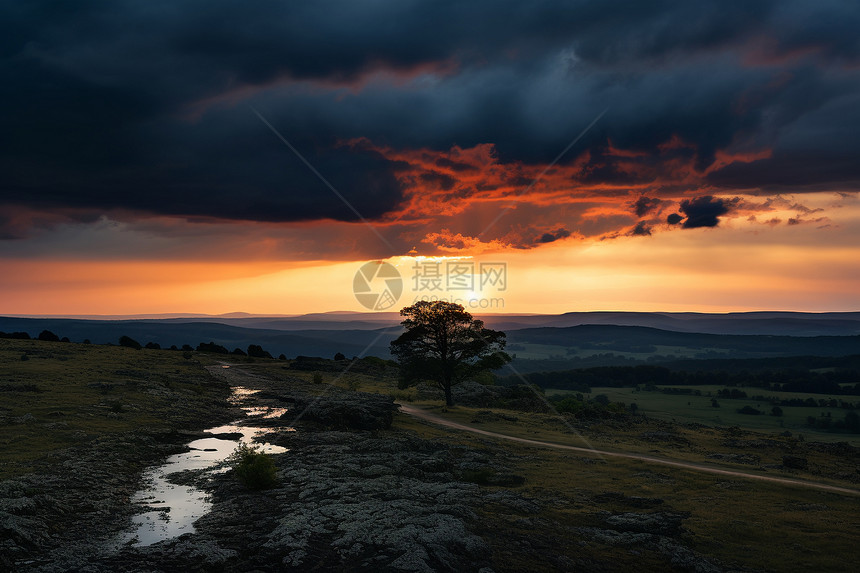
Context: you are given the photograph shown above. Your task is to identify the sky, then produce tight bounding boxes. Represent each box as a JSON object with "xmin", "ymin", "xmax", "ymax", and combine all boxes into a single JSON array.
[{"xmin": 1, "ymin": 0, "xmax": 859, "ymax": 315}]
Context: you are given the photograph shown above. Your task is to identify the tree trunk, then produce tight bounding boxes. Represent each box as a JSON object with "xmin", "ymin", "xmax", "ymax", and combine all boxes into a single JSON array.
[{"xmin": 443, "ymin": 382, "xmax": 454, "ymax": 407}]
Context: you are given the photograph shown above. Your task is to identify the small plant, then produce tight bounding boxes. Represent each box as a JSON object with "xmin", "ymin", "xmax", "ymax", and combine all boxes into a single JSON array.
[
  {"xmin": 347, "ymin": 378, "xmax": 361, "ymax": 391},
  {"xmin": 230, "ymin": 443, "xmax": 278, "ymax": 490},
  {"xmin": 312, "ymin": 372, "xmax": 324, "ymax": 384},
  {"xmin": 108, "ymin": 400, "xmax": 126, "ymax": 413},
  {"xmin": 461, "ymin": 468, "xmax": 495, "ymax": 485},
  {"xmin": 20, "ymin": 353, "xmax": 29, "ymax": 361}
]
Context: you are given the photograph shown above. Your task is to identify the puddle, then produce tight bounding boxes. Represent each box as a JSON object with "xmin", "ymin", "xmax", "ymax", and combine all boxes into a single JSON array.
[{"xmin": 118, "ymin": 387, "xmax": 290, "ymax": 547}]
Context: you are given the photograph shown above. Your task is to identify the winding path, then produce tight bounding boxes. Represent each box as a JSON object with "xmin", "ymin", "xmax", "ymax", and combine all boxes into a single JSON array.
[{"xmin": 398, "ymin": 404, "xmax": 860, "ymax": 496}]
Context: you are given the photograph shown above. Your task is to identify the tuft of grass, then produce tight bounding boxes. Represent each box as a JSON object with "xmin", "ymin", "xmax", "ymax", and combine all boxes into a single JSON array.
[
  {"xmin": 230, "ymin": 443, "xmax": 278, "ymax": 490},
  {"xmin": 108, "ymin": 400, "xmax": 126, "ymax": 413},
  {"xmin": 460, "ymin": 468, "xmax": 495, "ymax": 485}
]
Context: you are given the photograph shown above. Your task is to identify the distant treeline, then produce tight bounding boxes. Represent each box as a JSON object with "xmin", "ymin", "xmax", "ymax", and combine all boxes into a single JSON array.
[
  {"xmin": 497, "ymin": 360, "xmax": 860, "ymax": 395},
  {"xmin": 511, "ymin": 352, "xmax": 860, "ymax": 375},
  {"xmin": 1, "ymin": 330, "xmax": 71, "ymax": 342},
  {"xmin": 1, "ymin": 330, "xmax": 296, "ymax": 361}
]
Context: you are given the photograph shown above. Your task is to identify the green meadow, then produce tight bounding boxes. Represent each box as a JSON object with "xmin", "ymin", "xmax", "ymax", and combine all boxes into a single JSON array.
[{"xmin": 546, "ymin": 385, "xmax": 860, "ymax": 444}]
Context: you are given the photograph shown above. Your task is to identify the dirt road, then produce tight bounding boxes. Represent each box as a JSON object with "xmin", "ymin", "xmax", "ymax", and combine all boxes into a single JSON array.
[{"xmin": 399, "ymin": 404, "xmax": 860, "ymax": 496}]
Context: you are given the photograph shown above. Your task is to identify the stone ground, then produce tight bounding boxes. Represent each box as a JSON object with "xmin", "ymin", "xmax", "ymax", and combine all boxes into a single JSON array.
[{"xmin": 2, "ymin": 366, "xmax": 743, "ymax": 572}]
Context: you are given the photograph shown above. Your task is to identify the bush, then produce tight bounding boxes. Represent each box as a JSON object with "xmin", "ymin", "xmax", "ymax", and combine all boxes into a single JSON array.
[
  {"xmin": 738, "ymin": 405, "xmax": 762, "ymax": 415},
  {"xmin": 312, "ymin": 372, "xmax": 324, "ymax": 384},
  {"xmin": 461, "ymin": 468, "xmax": 495, "ymax": 485},
  {"xmin": 38, "ymin": 330, "xmax": 60, "ymax": 342},
  {"xmin": 119, "ymin": 335, "xmax": 142, "ymax": 350},
  {"xmin": 197, "ymin": 341, "xmax": 229, "ymax": 354},
  {"xmin": 0, "ymin": 331, "xmax": 31, "ymax": 340},
  {"xmin": 230, "ymin": 443, "xmax": 278, "ymax": 489},
  {"xmin": 247, "ymin": 344, "xmax": 273, "ymax": 359}
]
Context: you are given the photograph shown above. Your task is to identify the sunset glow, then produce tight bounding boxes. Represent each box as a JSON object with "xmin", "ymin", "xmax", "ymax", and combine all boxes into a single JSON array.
[{"xmin": 2, "ymin": 2, "xmax": 858, "ymax": 316}]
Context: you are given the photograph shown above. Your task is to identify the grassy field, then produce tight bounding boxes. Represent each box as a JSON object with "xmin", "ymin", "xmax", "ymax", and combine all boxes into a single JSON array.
[
  {"xmin": 507, "ymin": 342, "xmax": 713, "ymax": 361},
  {"xmin": 391, "ymin": 402, "xmax": 860, "ymax": 572},
  {"xmin": 2, "ymin": 344, "xmax": 858, "ymax": 571},
  {"xmin": 0, "ymin": 338, "xmax": 230, "ymax": 478},
  {"xmin": 545, "ymin": 386, "xmax": 860, "ymax": 444}
]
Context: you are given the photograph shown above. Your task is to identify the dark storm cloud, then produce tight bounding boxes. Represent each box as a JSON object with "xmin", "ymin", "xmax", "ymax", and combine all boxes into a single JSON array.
[
  {"xmin": 633, "ymin": 196, "xmax": 663, "ymax": 217},
  {"xmin": 1, "ymin": 0, "xmax": 859, "ymax": 238},
  {"xmin": 679, "ymin": 196, "xmax": 734, "ymax": 228},
  {"xmin": 630, "ymin": 221, "xmax": 652, "ymax": 236},
  {"xmin": 667, "ymin": 213, "xmax": 683, "ymax": 225},
  {"xmin": 535, "ymin": 228, "xmax": 572, "ymax": 244}
]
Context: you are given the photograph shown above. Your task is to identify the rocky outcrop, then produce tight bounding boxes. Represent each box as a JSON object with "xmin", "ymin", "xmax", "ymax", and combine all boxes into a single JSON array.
[
  {"xmin": 288, "ymin": 392, "xmax": 398, "ymax": 430},
  {"xmin": 198, "ymin": 430, "xmax": 492, "ymax": 572},
  {"xmin": 417, "ymin": 381, "xmax": 550, "ymax": 412},
  {"xmin": 87, "ymin": 430, "xmax": 495, "ymax": 572},
  {"xmin": 0, "ymin": 433, "xmax": 208, "ymax": 572}
]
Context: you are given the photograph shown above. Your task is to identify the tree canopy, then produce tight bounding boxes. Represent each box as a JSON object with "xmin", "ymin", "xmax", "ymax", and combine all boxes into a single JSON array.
[{"xmin": 390, "ymin": 301, "xmax": 511, "ymax": 406}]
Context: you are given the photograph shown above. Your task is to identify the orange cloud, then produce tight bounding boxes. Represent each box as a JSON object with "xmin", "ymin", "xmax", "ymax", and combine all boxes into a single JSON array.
[{"xmin": 342, "ymin": 135, "xmax": 782, "ymax": 254}]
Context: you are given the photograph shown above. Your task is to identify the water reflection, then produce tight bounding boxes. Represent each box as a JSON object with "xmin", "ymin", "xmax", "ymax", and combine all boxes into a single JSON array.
[{"xmin": 119, "ymin": 386, "xmax": 289, "ymax": 547}]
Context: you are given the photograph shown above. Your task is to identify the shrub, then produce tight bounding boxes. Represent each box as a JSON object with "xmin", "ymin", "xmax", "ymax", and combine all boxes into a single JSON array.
[
  {"xmin": 119, "ymin": 335, "xmax": 142, "ymax": 350},
  {"xmin": 38, "ymin": 330, "xmax": 60, "ymax": 342},
  {"xmin": 0, "ymin": 331, "xmax": 31, "ymax": 340},
  {"xmin": 197, "ymin": 341, "xmax": 229, "ymax": 354},
  {"xmin": 312, "ymin": 372, "xmax": 324, "ymax": 384},
  {"xmin": 247, "ymin": 344, "xmax": 273, "ymax": 359},
  {"xmin": 738, "ymin": 405, "xmax": 762, "ymax": 415},
  {"xmin": 230, "ymin": 443, "xmax": 278, "ymax": 489},
  {"xmin": 461, "ymin": 468, "xmax": 495, "ymax": 485}
]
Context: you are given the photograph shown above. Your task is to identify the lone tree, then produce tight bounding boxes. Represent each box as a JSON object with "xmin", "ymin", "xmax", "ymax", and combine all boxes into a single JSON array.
[{"xmin": 390, "ymin": 301, "xmax": 511, "ymax": 407}]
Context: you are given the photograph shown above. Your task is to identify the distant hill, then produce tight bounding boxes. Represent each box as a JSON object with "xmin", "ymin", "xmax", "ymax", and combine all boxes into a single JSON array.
[
  {"xmin": 3, "ymin": 314, "xmax": 859, "ymax": 366},
  {"xmin": 0, "ymin": 317, "xmax": 398, "ymax": 359},
  {"xmin": 7, "ymin": 311, "xmax": 860, "ymax": 336},
  {"xmin": 503, "ymin": 324, "xmax": 860, "ymax": 372},
  {"xmin": 179, "ymin": 311, "xmax": 860, "ymax": 336},
  {"xmin": 508, "ymin": 324, "xmax": 860, "ymax": 355}
]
